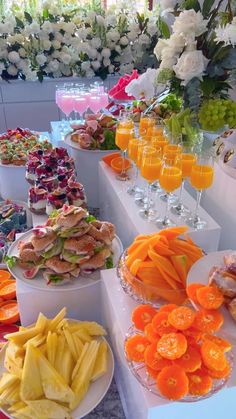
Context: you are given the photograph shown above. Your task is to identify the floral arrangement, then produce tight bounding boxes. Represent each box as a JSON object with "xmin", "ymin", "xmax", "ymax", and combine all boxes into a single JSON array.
[
  {"xmin": 0, "ymin": 3, "xmax": 159, "ymax": 81},
  {"xmin": 155, "ymin": 0, "xmax": 236, "ymax": 114},
  {"xmin": 70, "ymin": 113, "xmax": 118, "ymax": 150}
]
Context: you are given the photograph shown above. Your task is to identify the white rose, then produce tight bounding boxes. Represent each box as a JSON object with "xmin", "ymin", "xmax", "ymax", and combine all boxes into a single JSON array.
[
  {"xmin": 85, "ymin": 68, "xmax": 95, "ymax": 78},
  {"xmin": 39, "ymin": 31, "xmax": 50, "ymax": 41},
  {"xmin": 106, "ymin": 15, "xmax": 117, "ymax": 26},
  {"xmin": 173, "ymin": 50, "xmax": 209, "ymax": 85},
  {"xmin": 25, "ymin": 22, "xmax": 40, "ymax": 35},
  {"xmin": 81, "ymin": 61, "xmax": 91, "ymax": 71},
  {"xmin": 87, "ymin": 11, "xmax": 96, "ymax": 21},
  {"xmin": 154, "ymin": 39, "xmax": 169, "ymax": 59},
  {"xmin": 52, "ymin": 40, "xmax": 61, "ymax": 50},
  {"xmin": 7, "ymin": 65, "xmax": 18, "ymax": 76},
  {"xmin": 168, "ymin": 33, "xmax": 186, "ymax": 53},
  {"xmin": 127, "ymin": 31, "xmax": 138, "ymax": 42},
  {"xmin": 146, "ymin": 22, "xmax": 158, "ymax": 36},
  {"xmin": 91, "ymin": 37, "xmax": 101, "ymax": 49},
  {"xmin": 18, "ymin": 48, "xmax": 26, "ymax": 58},
  {"xmin": 119, "ymin": 63, "xmax": 134, "ymax": 75},
  {"xmin": 103, "ymin": 58, "xmax": 111, "ymax": 67},
  {"xmin": 52, "ymin": 50, "xmax": 60, "ymax": 59},
  {"xmin": 63, "ymin": 33, "xmax": 73, "ymax": 44},
  {"xmin": 14, "ymin": 34, "xmax": 24, "ymax": 43},
  {"xmin": 47, "ymin": 59, "xmax": 60, "ymax": 72},
  {"xmin": 0, "ymin": 48, "xmax": 8, "ymax": 60},
  {"xmin": 129, "ymin": 23, "xmax": 139, "ymax": 33},
  {"xmin": 160, "ymin": 0, "xmax": 178, "ymax": 11},
  {"xmin": 0, "ymin": 62, "xmax": 5, "ymax": 74},
  {"xmin": 63, "ymin": 22, "xmax": 76, "ymax": 34},
  {"xmin": 108, "ymin": 64, "xmax": 115, "ymax": 73},
  {"xmin": 87, "ymin": 47, "xmax": 97, "ymax": 59},
  {"xmin": 96, "ymin": 16, "xmax": 106, "ymax": 26},
  {"xmin": 138, "ymin": 34, "xmax": 150, "ymax": 44},
  {"xmin": 41, "ymin": 21, "xmax": 53, "ymax": 33},
  {"xmin": 8, "ymin": 51, "xmax": 20, "ymax": 64},
  {"xmin": 120, "ymin": 36, "xmax": 129, "ymax": 46},
  {"xmin": 173, "ymin": 10, "xmax": 208, "ymax": 37},
  {"xmin": 60, "ymin": 53, "xmax": 71, "ymax": 65},
  {"xmin": 101, "ymin": 48, "xmax": 111, "ymax": 58},
  {"xmin": 160, "ymin": 57, "xmax": 177, "ymax": 69},
  {"xmin": 59, "ymin": 63, "xmax": 71, "ymax": 76},
  {"xmin": 17, "ymin": 59, "xmax": 28, "ymax": 71},
  {"xmin": 54, "ymin": 32, "xmax": 63, "ymax": 42},
  {"xmin": 43, "ymin": 40, "xmax": 51, "ymax": 51},
  {"xmin": 91, "ymin": 60, "xmax": 101, "ymax": 70},
  {"xmin": 106, "ymin": 30, "xmax": 120, "ymax": 42},
  {"xmin": 36, "ymin": 53, "xmax": 47, "ymax": 66}
]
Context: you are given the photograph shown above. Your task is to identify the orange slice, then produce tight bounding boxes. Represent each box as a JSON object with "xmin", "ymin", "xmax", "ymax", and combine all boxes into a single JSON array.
[
  {"xmin": 111, "ymin": 157, "xmax": 131, "ymax": 173},
  {"xmin": 206, "ymin": 361, "xmax": 231, "ymax": 379},
  {"xmin": 201, "ymin": 340, "xmax": 227, "ymax": 371},
  {"xmin": 159, "ymin": 304, "xmax": 178, "ymax": 314},
  {"xmin": 196, "ymin": 286, "xmax": 224, "ymax": 310},
  {"xmin": 152, "ymin": 312, "xmax": 176, "ymax": 336},
  {"xmin": 144, "ymin": 342, "xmax": 171, "ymax": 370},
  {"xmin": 168, "ymin": 307, "xmax": 195, "ymax": 331},
  {"xmin": 186, "ymin": 283, "xmax": 204, "ymax": 304},
  {"xmin": 193, "ymin": 309, "xmax": 224, "ymax": 333},
  {"xmin": 0, "ymin": 280, "xmax": 16, "ymax": 300},
  {"xmin": 0, "ymin": 270, "xmax": 11, "ymax": 282},
  {"xmin": 144, "ymin": 323, "xmax": 160, "ymax": 344},
  {"xmin": 202, "ymin": 334, "xmax": 232, "ymax": 352},
  {"xmin": 146, "ymin": 365, "xmax": 160, "ymax": 380},
  {"xmin": 0, "ymin": 300, "xmax": 19, "ymax": 324},
  {"xmin": 157, "ymin": 332, "xmax": 187, "ymax": 360},
  {"xmin": 157, "ymin": 365, "xmax": 189, "ymax": 400},
  {"xmin": 173, "ymin": 346, "xmax": 202, "ymax": 372},
  {"xmin": 132, "ymin": 304, "xmax": 157, "ymax": 331},
  {"xmin": 125, "ymin": 335, "xmax": 150, "ymax": 362},
  {"xmin": 188, "ymin": 368, "xmax": 212, "ymax": 396}
]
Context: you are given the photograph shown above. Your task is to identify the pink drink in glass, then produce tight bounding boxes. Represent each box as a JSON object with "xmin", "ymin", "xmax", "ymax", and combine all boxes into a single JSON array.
[
  {"xmin": 59, "ymin": 95, "xmax": 74, "ymax": 117},
  {"xmin": 89, "ymin": 95, "xmax": 103, "ymax": 114},
  {"xmin": 100, "ymin": 92, "xmax": 109, "ymax": 109},
  {"xmin": 74, "ymin": 97, "xmax": 87, "ymax": 118}
]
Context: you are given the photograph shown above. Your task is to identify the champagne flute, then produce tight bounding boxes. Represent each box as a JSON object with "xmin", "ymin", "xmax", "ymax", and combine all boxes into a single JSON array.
[
  {"xmin": 156, "ymin": 155, "xmax": 182, "ymax": 228},
  {"xmin": 160, "ymin": 144, "xmax": 182, "ymax": 203},
  {"xmin": 172, "ymin": 148, "xmax": 197, "ymax": 217},
  {"xmin": 140, "ymin": 146, "xmax": 161, "ymax": 219},
  {"xmin": 127, "ymin": 138, "xmax": 140, "ymax": 195},
  {"xmin": 134, "ymin": 139, "xmax": 148, "ymax": 206},
  {"xmin": 139, "ymin": 114, "xmax": 156, "ymax": 137},
  {"xmin": 187, "ymin": 152, "xmax": 214, "ymax": 229},
  {"xmin": 151, "ymin": 135, "xmax": 169, "ymax": 193},
  {"xmin": 115, "ymin": 125, "xmax": 134, "ymax": 181}
]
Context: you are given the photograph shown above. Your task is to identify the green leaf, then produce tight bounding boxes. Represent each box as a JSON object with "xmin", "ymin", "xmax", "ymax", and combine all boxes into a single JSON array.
[
  {"xmin": 3, "ymin": 255, "xmax": 16, "ymax": 269},
  {"xmin": 105, "ymin": 256, "xmax": 113, "ymax": 269},
  {"xmin": 158, "ymin": 18, "xmax": 170, "ymax": 39},
  {"xmin": 202, "ymin": 0, "xmax": 215, "ymax": 17},
  {"xmin": 24, "ymin": 12, "xmax": 33, "ymax": 24},
  {"xmin": 49, "ymin": 209, "xmax": 59, "ymax": 219},
  {"xmin": 100, "ymin": 130, "xmax": 117, "ymax": 150},
  {"xmin": 85, "ymin": 215, "xmax": 96, "ymax": 223},
  {"xmin": 15, "ymin": 17, "xmax": 24, "ymax": 29},
  {"xmin": 181, "ymin": 0, "xmax": 201, "ymax": 12},
  {"xmin": 94, "ymin": 246, "xmax": 104, "ymax": 254}
]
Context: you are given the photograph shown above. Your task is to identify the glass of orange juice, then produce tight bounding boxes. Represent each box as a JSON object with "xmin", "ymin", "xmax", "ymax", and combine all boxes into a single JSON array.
[
  {"xmin": 115, "ymin": 127, "xmax": 134, "ymax": 181},
  {"xmin": 187, "ymin": 152, "xmax": 214, "ymax": 229},
  {"xmin": 139, "ymin": 146, "xmax": 162, "ymax": 219},
  {"xmin": 159, "ymin": 144, "xmax": 182, "ymax": 203},
  {"xmin": 156, "ymin": 156, "xmax": 182, "ymax": 228},
  {"xmin": 134, "ymin": 139, "xmax": 148, "ymax": 206},
  {"xmin": 139, "ymin": 114, "xmax": 156, "ymax": 136},
  {"xmin": 172, "ymin": 149, "xmax": 197, "ymax": 217},
  {"xmin": 127, "ymin": 138, "xmax": 140, "ymax": 195}
]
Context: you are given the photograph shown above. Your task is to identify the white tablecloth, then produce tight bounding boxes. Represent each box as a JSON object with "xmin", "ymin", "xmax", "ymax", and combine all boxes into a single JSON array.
[{"xmin": 98, "ymin": 162, "xmax": 221, "ymax": 252}]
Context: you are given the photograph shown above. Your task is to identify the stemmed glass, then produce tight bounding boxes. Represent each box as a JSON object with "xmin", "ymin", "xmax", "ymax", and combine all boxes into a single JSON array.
[
  {"xmin": 151, "ymin": 135, "xmax": 169, "ymax": 194},
  {"xmin": 156, "ymin": 155, "xmax": 182, "ymax": 228},
  {"xmin": 140, "ymin": 146, "xmax": 162, "ymax": 220},
  {"xmin": 115, "ymin": 124, "xmax": 134, "ymax": 181},
  {"xmin": 134, "ymin": 139, "xmax": 148, "ymax": 206},
  {"xmin": 127, "ymin": 138, "xmax": 141, "ymax": 195},
  {"xmin": 187, "ymin": 152, "xmax": 214, "ymax": 229},
  {"xmin": 139, "ymin": 114, "xmax": 156, "ymax": 137},
  {"xmin": 172, "ymin": 148, "xmax": 197, "ymax": 217},
  {"xmin": 160, "ymin": 144, "xmax": 182, "ymax": 203}
]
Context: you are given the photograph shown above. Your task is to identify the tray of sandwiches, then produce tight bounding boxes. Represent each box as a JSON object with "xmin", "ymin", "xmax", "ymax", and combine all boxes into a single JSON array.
[{"xmin": 5, "ymin": 205, "xmax": 123, "ymax": 291}]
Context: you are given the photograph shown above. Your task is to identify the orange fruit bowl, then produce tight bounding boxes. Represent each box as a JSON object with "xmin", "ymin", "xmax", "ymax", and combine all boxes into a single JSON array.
[
  {"xmin": 0, "ymin": 280, "xmax": 16, "ymax": 300},
  {"xmin": 0, "ymin": 270, "xmax": 11, "ymax": 282},
  {"xmin": 110, "ymin": 157, "xmax": 131, "ymax": 173},
  {"xmin": 0, "ymin": 300, "xmax": 19, "ymax": 324}
]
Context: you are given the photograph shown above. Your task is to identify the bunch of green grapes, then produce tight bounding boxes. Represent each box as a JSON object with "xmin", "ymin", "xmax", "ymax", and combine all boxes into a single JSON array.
[{"xmin": 198, "ymin": 99, "xmax": 236, "ymax": 131}]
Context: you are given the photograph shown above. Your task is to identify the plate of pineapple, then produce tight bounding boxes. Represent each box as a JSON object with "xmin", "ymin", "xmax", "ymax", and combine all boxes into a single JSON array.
[{"xmin": 0, "ymin": 308, "xmax": 114, "ymax": 418}]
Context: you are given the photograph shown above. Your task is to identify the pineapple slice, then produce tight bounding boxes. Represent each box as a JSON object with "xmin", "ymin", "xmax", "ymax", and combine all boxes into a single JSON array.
[
  {"xmin": 4, "ymin": 326, "xmax": 41, "ymax": 346},
  {"xmin": 68, "ymin": 322, "xmax": 106, "ymax": 337},
  {"xmin": 56, "ymin": 319, "xmax": 69, "ymax": 334},
  {"xmin": 70, "ymin": 340, "xmax": 99, "ymax": 409},
  {"xmin": 57, "ymin": 347, "xmax": 74, "ymax": 385},
  {"xmin": 72, "ymin": 342, "xmax": 89, "ymax": 381},
  {"xmin": 8, "ymin": 400, "xmax": 27, "ymax": 413},
  {"xmin": 72, "ymin": 334, "xmax": 84, "ymax": 358},
  {"xmin": 0, "ymin": 373, "xmax": 19, "ymax": 393},
  {"xmin": 35, "ymin": 312, "xmax": 49, "ymax": 333},
  {"xmin": 4, "ymin": 353, "xmax": 22, "ymax": 379},
  {"xmin": 48, "ymin": 308, "xmax": 67, "ymax": 331},
  {"xmin": 27, "ymin": 399, "xmax": 71, "ymax": 418},
  {"xmin": 13, "ymin": 405, "xmax": 39, "ymax": 419},
  {"xmin": 46, "ymin": 331, "xmax": 57, "ymax": 366},
  {"xmin": 23, "ymin": 333, "xmax": 45, "ymax": 350},
  {"xmin": 36, "ymin": 346, "xmax": 74, "ymax": 404},
  {"xmin": 54, "ymin": 335, "xmax": 66, "ymax": 372},
  {"xmin": 20, "ymin": 344, "xmax": 44, "ymax": 401},
  {"xmin": 0, "ymin": 382, "xmax": 20, "ymax": 406},
  {"xmin": 91, "ymin": 340, "xmax": 108, "ymax": 382},
  {"xmin": 63, "ymin": 329, "xmax": 78, "ymax": 362},
  {"xmin": 73, "ymin": 329, "xmax": 92, "ymax": 343}
]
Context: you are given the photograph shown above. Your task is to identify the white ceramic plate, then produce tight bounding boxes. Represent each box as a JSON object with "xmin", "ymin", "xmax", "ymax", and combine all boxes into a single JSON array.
[
  {"xmin": 7, "ymin": 230, "xmax": 123, "ymax": 291},
  {"xmin": 187, "ymin": 250, "xmax": 236, "ymax": 342},
  {"xmin": 0, "ymin": 337, "xmax": 114, "ymax": 419}
]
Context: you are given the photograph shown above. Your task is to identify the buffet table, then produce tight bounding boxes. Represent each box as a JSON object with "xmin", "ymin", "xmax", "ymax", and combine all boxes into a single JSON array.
[{"xmin": 98, "ymin": 162, "xmax": 221, "ymax": 252}]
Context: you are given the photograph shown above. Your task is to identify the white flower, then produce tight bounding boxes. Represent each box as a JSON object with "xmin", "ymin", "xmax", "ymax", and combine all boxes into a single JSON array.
[
  {"xmin": 87, "ymin": 47, "xmax": 98, "ymax": 60},
  {"xmin": 42, "ymin": 21, "xmax": 53, "ymax": 33},
  {"xmin": 168, "ymin": 33, "xmax": 186, "ymax": 53},
  {"xmin": 47, "ymin": 59, "xmax": 60, "ymax": 72},
  {"xmin": 0, "ymin": 62, "xmax": 5, "ymax": 75},
  {"xmin": 103, "ymin": 58, "xmax": 111, "ymax": 67},
  {"xmin": 115, "ymin": 45, "xmax": 121, "ymax": 54},
  {"xmin": 120, "ymin": 36, "xmax": 129, "ymax": 46},
  {"xmin": 90, "ymin": 37, "xmax": 101, "ymax": 49},
  {"xmin": 59, "ymin": 63, "xmax": 72, "ymax": 76},
  {"xmin": 25, "ymin": 22, "xmax": 40, "ymax": 35},
  {"xmin": 146, "ymin": 22, "xmax": 158, "ymax": 36},
  {"xmin": 108, "ymin": 64, "xmax": 115, "ymax": 73},
  {"xmin": 52, "ymin": 51, "xmax": 60, "ymax": 59},
  {"xmin": 101, "ymin": 48, "xmax": 111, "ymax": 58},
  {"xmin": 42, "ymin": 40, "xmax": 51, "ymax": 51},
  {"xmin": 107, "ymin": 30, "xmax": 120, "ymax": 42},
  {"xmin": 87, "ymin": 11, "xmax": 96, "ymax": 21},
  {"xmin": 160, "ymin": 0, "xmax": 178, "ymax": 11},
  {"xmin": 81, "ymin": 61, "xmax": 91, "ymax": 71},
  {"xmin": 91, "ymin": 60, "xmax": 101, "ymax": 70},
  {"xmin": 106, "ymin": 15, "xmax": 117, "ymax": 26},
  {"xmin": 52, "ymin": 40, "xmax": 61, "ymax": 50},
  {"xmin": 173, "ymin": 10, "xmax": 208, "ymax": 37},
  {"xmin": 39, "ymin": 31, "xmax": 50, "ymax": 41},
  {"xmin": 77, "ymin": 28, "xmax": 89, "ymax": 40},
  {"xmin": 215, "ymin": 18, "xmax": 236, "ymax": 46},
  {"xmin": 138, "ymin": 34, "xmax": 150, "ymax": 44},
  {"xmin": 18, "ymin": 48, "xmax": 26, "ymax": 58},
  {"xmin": 127, "ymin": 31, "xmax": 138, "ymax": 42},
  {"xmin": 119, "ymin": 63, "xmax": 134, "ymax": 75},
  {"xmin": 54, "ymin": 32, "xmax": 63, "ymax": 42},
  {"xmin": 85, "ymin": 68, "xmax": 95, "ymax": 78},
  {"xmin": 60, "ymin": 53, "xmax": 72, "ymax": 65},
  {"xmin": 97, "ymin": 52, "xmax": 102, "ymax": 62},
  {"xmin": 160, "ymin": 57, "xmax": 177, "ymax": 69},
  {"xmin": 173, "ymin": 50, "xmax": 209, "ymax": 85},
  {"xmin": 36, "ymin": 53, "xmax": 47, "ymax": 66},
  {"xmin": 0, "ymin": 48, "xmax": 8, "ymax": 60},
  {"xmin": 7, "ymin": 65, "xmax": 18, "ymax": 76},
  {"xmin": 154, "ymin": 39, "xmax": 169, "ymax": 59},
  {"xmin": 17, "ymin": 59, "xmax": 28, "ymax": 71},
  {"xmin": 96, "ymin": 16, "xmax": 106, "ymax": 26},
  {"xmin": 63, "ymin": 22, "xmax": 76, "ymax": 34},
  {"xmin": 8, "ymin": 51, "xmax": 20, "ymax": 64}
]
